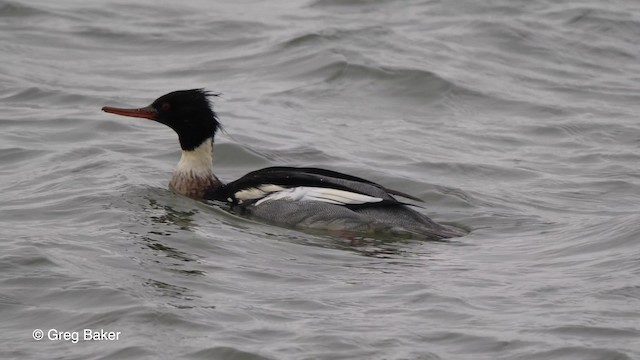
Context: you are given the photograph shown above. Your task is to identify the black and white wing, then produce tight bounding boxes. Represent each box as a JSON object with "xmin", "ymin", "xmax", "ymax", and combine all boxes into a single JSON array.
[{"xmin": 210, "ymin": 166, "xmax": 422, "ymax": 208}]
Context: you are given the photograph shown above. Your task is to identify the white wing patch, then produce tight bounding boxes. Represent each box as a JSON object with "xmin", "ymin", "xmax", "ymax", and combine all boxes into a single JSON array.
[
  {"xmin": 235, "ymin": 184, "xmax": 285, "ymax": 203},
  {"xmin": 254, "ymin": 187, "xmax": 383, "ymax": 206}
]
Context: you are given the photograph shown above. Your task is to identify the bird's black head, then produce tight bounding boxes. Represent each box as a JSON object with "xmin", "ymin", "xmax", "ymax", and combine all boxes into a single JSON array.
[{"xmin": 102, "ymin": 89, "xmax": 220, "ymax": 151}]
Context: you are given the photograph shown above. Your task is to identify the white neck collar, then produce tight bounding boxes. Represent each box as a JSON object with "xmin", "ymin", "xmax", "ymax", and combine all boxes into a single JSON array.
[{"xmin": 174, "ymin": 138, "xmax": 213, "ymax": 177}]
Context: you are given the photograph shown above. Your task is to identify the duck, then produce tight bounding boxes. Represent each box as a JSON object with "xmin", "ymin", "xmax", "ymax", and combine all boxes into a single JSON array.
[{"xmin": 102, "ymin": 89, "xmax": 466, "ymax": 240}]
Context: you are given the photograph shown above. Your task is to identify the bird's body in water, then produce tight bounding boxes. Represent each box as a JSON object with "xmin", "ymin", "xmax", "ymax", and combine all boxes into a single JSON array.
[{"xmin": 102, "ymin": 89, "xmax": 466, "ymax": 240}]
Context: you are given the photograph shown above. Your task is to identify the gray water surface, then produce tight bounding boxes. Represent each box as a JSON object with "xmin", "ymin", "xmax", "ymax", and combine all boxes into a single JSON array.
[{"xmin": 1, "ymin": 0, "xmax": 640, "ymax": 359}]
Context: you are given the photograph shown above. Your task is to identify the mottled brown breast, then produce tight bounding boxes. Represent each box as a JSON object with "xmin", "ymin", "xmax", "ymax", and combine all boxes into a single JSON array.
[{"xmin": 169, "ymin": 172, "xmax": 221, "ymax": 200}]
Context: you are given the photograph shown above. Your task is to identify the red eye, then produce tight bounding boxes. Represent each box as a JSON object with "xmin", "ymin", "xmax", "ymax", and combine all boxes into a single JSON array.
[{"xmin": 161, "ymin": 102, "xmax": 171, "ymax": 111}]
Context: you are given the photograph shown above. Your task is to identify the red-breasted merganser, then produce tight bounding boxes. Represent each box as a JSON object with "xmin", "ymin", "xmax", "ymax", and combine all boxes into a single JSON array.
[{"xmin": 102, "ymin": 89, "xmax": 466, "ymax": 239}]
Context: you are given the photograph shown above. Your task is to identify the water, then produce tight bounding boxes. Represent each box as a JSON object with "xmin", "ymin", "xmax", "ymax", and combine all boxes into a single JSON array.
[{"xmin": 1, "ymin": 0, "xmax": 640, "ymax": 359}]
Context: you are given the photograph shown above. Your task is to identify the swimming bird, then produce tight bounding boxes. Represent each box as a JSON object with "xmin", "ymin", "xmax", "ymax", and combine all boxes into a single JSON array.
[{"xmin": 102, "ymin": 89, "xmax": 465, "ymax": 239}]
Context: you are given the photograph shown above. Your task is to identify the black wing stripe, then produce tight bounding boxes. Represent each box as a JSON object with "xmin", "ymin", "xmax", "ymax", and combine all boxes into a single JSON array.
[{"xmin": 244, "ymin": 167, "xmax": 424, "ymax": 202}]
